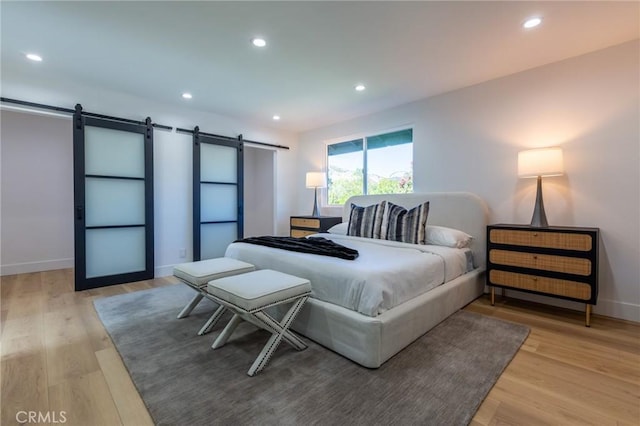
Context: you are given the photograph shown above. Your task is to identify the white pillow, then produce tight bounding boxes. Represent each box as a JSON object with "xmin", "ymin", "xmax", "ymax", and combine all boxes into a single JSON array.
[
  {"xmin": 327, "ymin": 222, "xmax": 348, "ymax": 235},
  {"xmin": 426, "ymin": 225, "xmax": 473, "ymax": 248}
]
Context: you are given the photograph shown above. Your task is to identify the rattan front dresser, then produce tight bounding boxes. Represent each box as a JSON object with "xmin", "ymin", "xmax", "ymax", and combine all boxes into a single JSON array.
[{"xmin": 486, "ymin": 224, "xmax": 599, "ymax": 326}]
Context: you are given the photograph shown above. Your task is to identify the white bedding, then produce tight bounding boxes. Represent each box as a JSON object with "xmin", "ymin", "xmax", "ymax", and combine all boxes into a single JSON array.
[{"xmin": 225, "ymin": 233, "xmax": 472, "ymax": 317}]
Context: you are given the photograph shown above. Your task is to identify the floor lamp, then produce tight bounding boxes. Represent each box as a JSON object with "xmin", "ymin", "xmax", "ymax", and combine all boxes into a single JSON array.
[
  {"xmin": 306, "ymin": 172, "xmax": 327, "ymax": 217},
  {"xmin": 518, "ymin": 147, "xmax": 564, "ymax": 227}
]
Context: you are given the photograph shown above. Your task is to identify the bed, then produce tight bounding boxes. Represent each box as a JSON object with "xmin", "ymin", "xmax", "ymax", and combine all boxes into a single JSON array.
[{"xmin": 225, "ymin": 192, "xmax": 489, "ymax": 368}]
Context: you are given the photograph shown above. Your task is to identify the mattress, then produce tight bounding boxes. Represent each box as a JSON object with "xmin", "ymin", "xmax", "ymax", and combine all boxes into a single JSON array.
[{"xmin": 225, "ymin": 233, "xmax": 473, "ymax": 317}]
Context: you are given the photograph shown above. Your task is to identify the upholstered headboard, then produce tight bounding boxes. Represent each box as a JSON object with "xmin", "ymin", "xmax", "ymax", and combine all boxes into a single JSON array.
[{"xmin": 343, "ymin": 192, "xmax": 489, "ymax": 269}]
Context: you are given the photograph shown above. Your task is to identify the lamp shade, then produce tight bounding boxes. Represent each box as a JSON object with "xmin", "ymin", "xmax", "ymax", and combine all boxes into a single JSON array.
[
  {"xmin": 518, "ymin": 147, "xmax": 564, "ymax": 178},
  {"xmin": 306, "ymin": 172, "xmax": 327, "ymax": 188}
]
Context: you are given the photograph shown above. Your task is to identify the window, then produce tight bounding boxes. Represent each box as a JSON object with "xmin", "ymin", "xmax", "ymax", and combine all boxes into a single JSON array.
[{"xmin": 327, "ymin": 128, "xmax": 413, "ymax": 205}]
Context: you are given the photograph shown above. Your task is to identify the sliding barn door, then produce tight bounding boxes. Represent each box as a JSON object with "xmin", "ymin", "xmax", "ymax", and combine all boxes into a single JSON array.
[
  {"xmin": 73, "ymin": 108, "xmax": 154, "ymax": 290},
  {"xmin": 193, "ymin": 129, "xmax": 243, "ymax": 260}
]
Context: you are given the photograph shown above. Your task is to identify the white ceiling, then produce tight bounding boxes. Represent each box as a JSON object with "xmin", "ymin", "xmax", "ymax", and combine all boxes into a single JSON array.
[{"xmin": 1, "ymin": 1, "xmax": 638, "ymax": 133}]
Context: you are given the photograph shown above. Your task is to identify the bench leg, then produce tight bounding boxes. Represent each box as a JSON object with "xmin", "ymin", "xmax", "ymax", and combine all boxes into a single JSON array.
[
  {"xmin": 212, "ymin": 314, "xmax": 242, "ymax": 349},
  {"xmin": 248, "ymin": 329, "xmax": 285, "ymax": 377},
  {"xmin": 247, "ymin": 296, "xmax": 309, "ymax": 376},
  {"xmin": 198, "ymin": 305, "xmax": 226, "ymax": 335},
  {"xmin": 253, "ymin": 310, "xmax": 307, "ymax": 351},
  {"xmin": 177, "ymin": 293, "xmax": 204, "ymax": 319}
]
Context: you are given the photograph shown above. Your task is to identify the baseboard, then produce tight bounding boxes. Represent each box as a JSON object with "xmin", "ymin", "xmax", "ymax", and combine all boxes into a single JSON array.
[
  {"xmin": 595, "ymin": 298, "xmax": 640, "ymax": 323},
  {"xmin": 490, "ymin": 288, "xmax": 640, "ymax": 323},
  {"xmin": 155, "ymin": 264, "xmax": 176, "ymax": 278},
  {"xmin": 0, "ymin": 258, "xmax": 74, "ymax": 276},
  {"xmin": 1, "ymin": 259, "xmax": 177, "ymax": 280}
]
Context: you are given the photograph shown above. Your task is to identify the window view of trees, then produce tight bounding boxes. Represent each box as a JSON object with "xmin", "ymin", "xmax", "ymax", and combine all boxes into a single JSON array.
[
  {"xmin": 327, "ymin": 167, "xmax": 363, "ymax": 205},
  {"xmin": 328, "ymin": 168, "xmax": 413, "ymax": 205},
  {"xmin": 327, "ymin": 129, "xmax": 413, "ymax": 205}
]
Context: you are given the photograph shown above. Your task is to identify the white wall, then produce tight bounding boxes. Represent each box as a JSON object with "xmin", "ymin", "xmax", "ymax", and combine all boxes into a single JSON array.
[
  {"xmin": 0, "ymin": 110, "xmax": 74, "ymax": 274},
  {"xmin": 297, "ymin": 40, "xmax": 640, "ymax": 322},
  {"xmin": 1, "ymin": 78, "xmax": 298, "ymax": 277}
]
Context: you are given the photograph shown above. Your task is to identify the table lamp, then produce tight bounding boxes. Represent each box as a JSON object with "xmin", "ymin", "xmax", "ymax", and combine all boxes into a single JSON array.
[
  {"xmin": 518, "ymin": 147, "xmax": 564, "ymax": 227},
  {"xmin": 305, "ymin": 172, "xmax": 327, "ymax": 217}
]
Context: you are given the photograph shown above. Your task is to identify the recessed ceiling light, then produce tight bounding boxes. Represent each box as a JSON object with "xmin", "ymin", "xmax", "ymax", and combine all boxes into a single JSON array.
[
  {"xmin": 272, "ymin": 115, "xmax": 281, "ymax": 121},
  {"xmin": 355, "ymin": 84, "xmax": 366, "ymax": 92},
  {"xmin": 26, "ymin": 53, "xmax": 43, "ymax": 62},
  {"xmin": 252, "ymin": 38, "xmax": 266, "ymax": 47},
  {"xmin": 523, "ymin": 17, "xmax": 542, "ymax": 29},
  {"xmin": 182, "ymin": 92, "xmax": 192, "ymax": 99}
]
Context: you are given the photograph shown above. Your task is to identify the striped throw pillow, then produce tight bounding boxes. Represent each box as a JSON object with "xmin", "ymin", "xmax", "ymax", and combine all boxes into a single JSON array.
[
  {"xmin": 381, "ymin": 201, "xmax": 429, "ymax": 244},
  {"xmin": 347, "ymin": 201, "xmax": 386, "ymax": 239}
]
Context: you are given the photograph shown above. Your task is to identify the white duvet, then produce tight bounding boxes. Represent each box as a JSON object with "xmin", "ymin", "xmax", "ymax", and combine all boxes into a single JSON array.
[{"xmin": 224, "ymin": 233, "xmax": 472, "ymax": 317}]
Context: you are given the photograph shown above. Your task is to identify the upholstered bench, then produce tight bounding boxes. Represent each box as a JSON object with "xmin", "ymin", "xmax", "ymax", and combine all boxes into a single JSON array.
[
  {"xmin": 173, "ymin": 258, "xmax": 255, "ymax": 335},
  {"xmin": 206, "ymin": 269, "xmax": 312, "ymax": 376}
]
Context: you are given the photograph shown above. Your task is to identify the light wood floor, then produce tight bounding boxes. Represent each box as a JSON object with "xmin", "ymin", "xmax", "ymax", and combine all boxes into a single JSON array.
[{"xmin": 1, "ymin": 269, "xmax": 638, "ymax": 426}]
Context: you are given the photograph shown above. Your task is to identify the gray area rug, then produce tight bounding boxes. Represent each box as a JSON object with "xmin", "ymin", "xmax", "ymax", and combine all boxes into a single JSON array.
[{"xmin": 95, "ymin": 284, "xmax": 529, "ymax": 426}]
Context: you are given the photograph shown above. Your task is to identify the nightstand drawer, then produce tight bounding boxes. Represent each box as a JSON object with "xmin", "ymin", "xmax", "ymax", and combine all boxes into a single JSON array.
[
  {"xmin": 489, "ymin": 229, "xmax": 592, "ymax": 251},
  {"xmin": 291, "ymin": 229, "xmax": 317, "ymax": 238},
  {"xmin": 489, "ymin": 249, "xmax": 592, "ymax": 276},
  {"xmin": 291, "ymin": 218, "xmax": 320, "ymax": 229},
  {"xmin": 489, "ymin": 270, "xmax": 591, "ymax": 300},
  {"xmin": 290, "ymin": 216, "xmax": 341, "ymax": 238}
]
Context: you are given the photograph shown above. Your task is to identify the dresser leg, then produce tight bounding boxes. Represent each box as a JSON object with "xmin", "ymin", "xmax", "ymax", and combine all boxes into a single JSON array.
[
  {"xmin": 585, "ymin": 304, "xmax": 592, "ymax": 327},
  {"xmin": 490, "ymin": 287, "xmax": 495, "ymax": 306}
]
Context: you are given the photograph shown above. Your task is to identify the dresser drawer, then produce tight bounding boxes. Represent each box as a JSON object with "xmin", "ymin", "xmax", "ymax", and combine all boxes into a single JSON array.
[
  {"xmin": 489, "ymin": 249, "xmax": 592, "ymax": 276},
  {"xmin": 291, "ymin": 218, "xmax": 320, "ymax": 229},
  {"xmin": 290, "ymin": 229, "xmax": 317, "ymax": 238},
  {"xmin": 489, "ymin": 270, "xmax": 591, "ymax": 300},
  {"xmin": 489, "ymin": 229, "xmax": 592, "ymax": 251}
]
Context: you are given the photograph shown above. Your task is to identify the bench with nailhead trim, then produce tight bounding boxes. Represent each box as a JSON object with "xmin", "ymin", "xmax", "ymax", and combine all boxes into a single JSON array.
[
  {"xmin": 206, "ymin": 269, "xmax": 311, "ymax": 376},
  {"xmin": 173, "ymin": 258, "xmax": 255, "ymax": 335}
]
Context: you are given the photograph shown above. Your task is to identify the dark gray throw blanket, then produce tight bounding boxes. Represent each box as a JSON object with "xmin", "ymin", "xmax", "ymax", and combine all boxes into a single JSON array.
[{"xmin": 235, "ymin": 236, "xmax": 359, "ymax": 260}]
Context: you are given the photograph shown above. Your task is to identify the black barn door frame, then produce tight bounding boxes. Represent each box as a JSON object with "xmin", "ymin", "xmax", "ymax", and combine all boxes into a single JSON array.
[
  {"xmin": 193, "ymin": 126, "xmax": 244, "ymax": 261},
  {"xmin": 73, "ymin": 104, "xmax": 155, "ymax": 291}
]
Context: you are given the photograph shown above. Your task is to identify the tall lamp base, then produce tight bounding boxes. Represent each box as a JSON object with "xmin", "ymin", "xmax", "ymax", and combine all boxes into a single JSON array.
[
  {"xmin": 530, "ymin": 176, "xmax": 548, "ymax": 227},
  {"xmin": 311, "ymin": 187, "xmax": 320, "ymax": 217}
]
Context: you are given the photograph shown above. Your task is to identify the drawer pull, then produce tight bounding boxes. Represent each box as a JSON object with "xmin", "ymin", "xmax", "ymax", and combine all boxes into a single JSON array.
[{"xmin": 533, "ymin": 255, "xmax": 538, "ymax": 260}]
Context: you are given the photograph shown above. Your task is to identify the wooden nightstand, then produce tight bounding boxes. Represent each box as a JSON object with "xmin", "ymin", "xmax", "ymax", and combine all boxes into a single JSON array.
[
  {"xmin": 290, "ymin": 216, "xmax": 342, "ymax": 238},
  {"xmin": 486, "ymin": 224, "xmax": 599, "ymax": 326}
]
